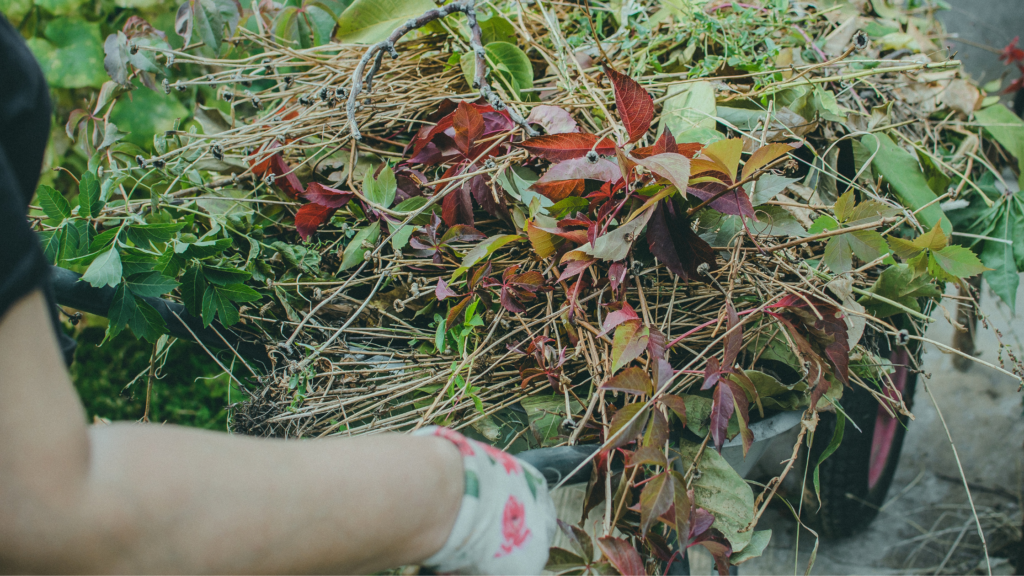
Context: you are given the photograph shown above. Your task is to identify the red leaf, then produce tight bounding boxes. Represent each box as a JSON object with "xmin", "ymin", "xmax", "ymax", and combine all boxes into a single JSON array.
[
  {"xmin": 453, "ymin": 101, "xmax": 485, "ymax": 156},
  {"xmin": 517, "ymin": 133, "xmax": 617, "ymax": 161},
  {"xmin": 304, "ymin": 182, "xmax": 354, "ymax": 208},
  {"xmin": 270, "ymin": 154, "xmax": 304, "ymax": 198},
  {"xmin": 722, "ymin": 302, "xmax": 741, "ymax": 368},
  {"xmin": 557, "ymin": 258, "xmax": 596, "ymax": 283},
  {"xmin": 532, "ymin": 179, "xmax": 586, "ymax": 202},
  {"xmin": 710, "ymin": 382, "xmax": 735, "ymax": 451},
  {"xmin": 1001, "ymin": 36, "xmax": 1024, "ymax": 65},
  {"xmin": 441, "ymin": 184, "xmax": 474, "ymax": 226},
  {"xmin": 295, "ymin": 203, "xmax": 336, "ymax": 241},
  {"xmin": 601, "ymin": 366, "xmax": 654, "ymax": 395},
  {"xmin": 646, "ymin": 200, "xmax": 718, "ymax": 281},
  {"xmin": 597, "ymin": 536, "xmax": 646, "ymax": 576},
  {"xmin": 445, "ymin": 294, "xmax": 473, "ymax": 328},
  {"xmin": 632, "ymin": 129, "xmax": 703, "ymax": 159},
  {"xmin": 604, "ymin": 66, "xmax": 654, "ymax": 144},
  {"xmin": 435, "ymin": 278, "xmax": 459, "ymax": 300},
  {"xmin": 608, "ymin": 261, "xmax": 627, "ymax": 291},
  {"xmin": 600, "ymin": 302, "xmax": 640, "ymax": 335},
  {"xmin": 654, "ymin": 358, "xmax": 675, "ymax": 391}
]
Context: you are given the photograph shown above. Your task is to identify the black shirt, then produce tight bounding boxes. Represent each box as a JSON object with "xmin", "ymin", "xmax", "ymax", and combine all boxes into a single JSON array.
[{"xmin": 1, "ymin": 15, "xmax": 76, "ymax": 364}]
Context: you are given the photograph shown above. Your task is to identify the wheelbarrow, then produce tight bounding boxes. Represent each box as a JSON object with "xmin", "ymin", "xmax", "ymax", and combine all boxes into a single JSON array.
[{"xmin": 51, "ymin": 265, "xmax": 920, "ymax": 572}]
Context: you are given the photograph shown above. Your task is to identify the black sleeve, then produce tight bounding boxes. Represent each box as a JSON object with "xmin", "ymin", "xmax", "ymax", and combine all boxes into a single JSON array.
[{"xmin": 1, "ymin": 15, "xmax": 77, "ymax": 365}]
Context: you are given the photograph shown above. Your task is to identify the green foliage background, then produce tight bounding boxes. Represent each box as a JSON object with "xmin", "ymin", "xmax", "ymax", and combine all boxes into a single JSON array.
[{"xmin": 2, "ymin": 0, "xmax": 231, "ymax": 425}]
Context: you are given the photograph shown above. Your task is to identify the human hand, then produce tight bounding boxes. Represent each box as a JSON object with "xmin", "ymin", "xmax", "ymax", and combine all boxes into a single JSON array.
[{"xmin": 413, "ymin": 426, "xmax": 557, "ymax": 575}]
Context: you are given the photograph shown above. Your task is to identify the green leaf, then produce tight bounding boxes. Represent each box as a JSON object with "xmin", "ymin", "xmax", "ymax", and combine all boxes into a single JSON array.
[
  {"xmin": 460, "ymin": 42, "xmax": 534, "ymax": 100},
  {"xmin": 858, "ymin": 263, "xmax": 940, "ymax": 318},
  {"xmin": 110, "ymin": 79, "xmax": 190, "ymax": 148},
  {"xmin": 813, "ymin": 410, "xmax": 844, "ymax": 507},
  {"xmin": 364, "ymin": 165, "xmax": 397, "ymax": 208},
  {"xmin": 861, "ymin": 132, "xmax": 952, "ymax": 235},
  {"xmin": 978, "ymin": 199, "xmax": 1024, "ymax": 311},
  {"xmin": 129, "ymin": 299, "xmax": 168, "ymax": 341},
  {"xmin": 730, "ymin": 530, "xmax": 772, "ymax": 564},
  {"xmin": 659, "ymin": 81, "xmax": 717, "ymax": 141},
  {"xmin": 36, "ymin": 185, "xmax": 71, "ymax": 221},
  {"xmin": 453, "ymin": 234, "xmax": 521, "ymax": 278},
  {"xmin": 25, "ymin": 18, "xmax": 107, "ymax": 89},
  {"xmin": 202, "ymin": 265, "xmax": 251, "ymax": 286},
  {"xmin": 387, "ymin": 221, "xmax": 416, "ymax": 251},
  {"xmin": 270, "ymin": 241, "xmax": 321, "ymax": 274},
  {"xmin": 212, "ymin": 289, "xmax": 240, "ymax": 325},
  {"xmin": 179, "ymin": 266, "xmax": 208, "ymax": 317},
  {"xmin": 201, "ymin": 285, "xmax": 218, "ymax": 327},
  {"xmin": 40, "ymin": 230, "xmax": 63, "ymax": 264},
  {"xmin": 216, "ymin": 283, "xmax": 261, "ymax": 303},
  {"xmin": 678, "ymin": 438, "xmax": 755, "ymax": 554},
  {"xmin": 341, "ymin": 222, "xmax": 381, "ymax": 271},
  {"xmin": 750, "ymin": 174, "xmax": 799, "ymax": 206},
  {"xmin": 126, "ymin": 223, "xmax": 185, "ymax": 247},
  {"xmin": 478, "ymin": 13, "xmax": 517, "ymax": 45},
  {"xmin": 35, "ymin": 0, "xmax": 87, "ymax": 15},
  {"xmin": 434, "ymin": 316, "xmax": 447, "ymax": 353},
  {"xmin": 334, "ymin": 0, "xmax": 435, "ymax": 44},
  {"xmin": 975, "ymin": 104, "xmax": 1024, "ymax": 187},
  {"xmin": 193, "ymin": 0, "xmax": 226, "ymax": 54},
  {"xmin": 81, "ymin": 247, "xmax": 122, "ymax": 288},
  {"xmin": 928, "ymin": 245, "xmax": 989, "ymax": 282},
  {"xmin": 106, "ymin": 282, "xmax": 137, "ymax": 338},
  {"xmin": 522, "ymin": 394, "xmax": 581, "ymax": 447},
  {"xmin": 78, "ymin": 171, "xmax": 101, "ymax": 218},
  {"xmin": 126, "ymin": 271, "xmax": 180, "ymax": 298}
]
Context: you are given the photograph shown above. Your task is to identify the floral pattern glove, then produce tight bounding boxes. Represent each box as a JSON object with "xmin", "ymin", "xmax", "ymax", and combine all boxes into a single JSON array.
[{"xmin": 414, "ymin": 426, "xmax": 557, "ymax": 575}]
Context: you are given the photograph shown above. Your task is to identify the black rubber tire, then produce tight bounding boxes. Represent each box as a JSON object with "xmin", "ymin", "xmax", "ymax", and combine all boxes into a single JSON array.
[{"xmin": 804, "ymin": 341, "xmax": 919, "ymax": 540}]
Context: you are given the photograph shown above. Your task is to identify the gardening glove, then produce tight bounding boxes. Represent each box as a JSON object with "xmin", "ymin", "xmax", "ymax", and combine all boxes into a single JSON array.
[{"xmin": 413, "ymin": 426, "xmax": 557, "ymax": 575}]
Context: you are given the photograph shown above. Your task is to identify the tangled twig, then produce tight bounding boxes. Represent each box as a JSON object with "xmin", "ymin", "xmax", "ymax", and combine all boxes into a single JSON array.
[{"xmin": 345, "ymin": 0, "xmax": 537, "ymax": 139}]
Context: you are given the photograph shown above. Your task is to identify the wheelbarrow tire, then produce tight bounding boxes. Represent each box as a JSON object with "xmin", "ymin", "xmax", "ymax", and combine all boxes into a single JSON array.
[{"xmin": 804, "ymin": 350, "xmax": 918, "ymax": 540}]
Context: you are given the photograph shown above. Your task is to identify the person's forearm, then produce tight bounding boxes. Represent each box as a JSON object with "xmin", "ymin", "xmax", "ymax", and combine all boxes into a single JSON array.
[{"xmin": 0, "ymin": 291, "xmax": 463, "ymax": 573}]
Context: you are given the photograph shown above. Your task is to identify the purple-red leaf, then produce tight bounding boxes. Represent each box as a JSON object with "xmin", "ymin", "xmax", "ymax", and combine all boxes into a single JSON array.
[
  {"xmin": 435, "ymin": 278, "xmax": 459, "ymax": 300},
  {"xmin": 517, "ymin": 133, "xmax": 617, "ymax": 161},
  {"xmin": 646, "ymin": 200, "xmax": 718, "ymax": 281},
  {"xmin": 604, "ymin": 66, "xmax": 654, "ymax": 144},
  {"xmin": 722, "ymin": 302, "xmax": 742, "ymax": 368},
  {"xmin": 526, "ymin": 104, "xmax": 579, "ymax": 135},
  {"xmin": 687, "ymin": 183, "xmax": 755, "ymax": 218},
  {"xmin": 453, "ymin": 100, "xmax": 485, "ymax": 156},
  {"xmin": 270, "ymin": 153, "xmax": 304, "ymax": 198},
  {"xmin": 304, "ymin": 182, "xmax": 354, "ymax": 208},
  {"xmin": 710, "ymin": 382, "xmax": 735, "ymax": 452},
  {"xmin": 597, "ymin": 536, "xmax": 647, "ymax": 576},
  {"xmin": 702, "ymin": 356, "xmax": 721, "ymax": 390}
]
